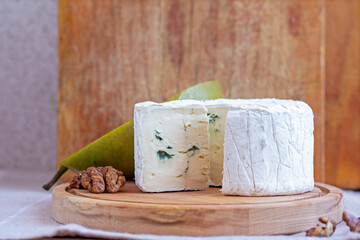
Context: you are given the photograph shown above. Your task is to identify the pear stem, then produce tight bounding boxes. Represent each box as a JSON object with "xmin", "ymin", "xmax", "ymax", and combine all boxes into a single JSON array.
[{"xmin": 42, "ymin": 166, "xmax": 68, "ymax": 191}]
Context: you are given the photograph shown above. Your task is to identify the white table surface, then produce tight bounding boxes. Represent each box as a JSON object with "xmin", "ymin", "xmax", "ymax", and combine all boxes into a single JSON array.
[{"xmin": 0, "ymin": 169, "xmax": 359, "ymax": 240}]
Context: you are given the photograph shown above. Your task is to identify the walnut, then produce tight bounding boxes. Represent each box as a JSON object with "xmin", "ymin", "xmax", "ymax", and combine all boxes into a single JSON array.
[
  {"xmin": 103, "ymin": 166, "xmax": 126, "ymax": 193},
  {"xmin": 81, "ymin": 167, "xmax": 106, "ymax": 193},
  {"xmin": 67, "ymin": 170, "xmax": 85, "ymax": 190},
  {"xmin": 306, "ymin": 217, "xmax": 336, "ymax": 237},
  {"xmin": 343, "ymin": 211, "xmax": 360, "ymax": 233},
  {"xmin": 67, "ymin": 166, "xmax": 126, "ymax": 193}
]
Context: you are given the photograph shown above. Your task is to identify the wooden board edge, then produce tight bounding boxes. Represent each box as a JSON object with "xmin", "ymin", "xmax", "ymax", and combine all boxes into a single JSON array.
[{"xmin": 52, "ymin": 183, "xmax": 343, "ymax": 236}]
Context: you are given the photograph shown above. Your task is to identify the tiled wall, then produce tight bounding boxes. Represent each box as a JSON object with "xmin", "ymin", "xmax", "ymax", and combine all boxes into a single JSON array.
[{"xmin": 0, "ymin": 0, "xmax": 58, "ymax": 170}]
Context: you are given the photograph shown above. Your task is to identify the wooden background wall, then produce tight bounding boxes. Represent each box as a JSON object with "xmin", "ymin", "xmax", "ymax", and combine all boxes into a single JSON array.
[
  {"xmin": 58, "ymin": 0, "xmax": 359, "ymax": 188},
  {"xmin": 325, "ymin": 0, "xmax": 359, "ymax": 189}
]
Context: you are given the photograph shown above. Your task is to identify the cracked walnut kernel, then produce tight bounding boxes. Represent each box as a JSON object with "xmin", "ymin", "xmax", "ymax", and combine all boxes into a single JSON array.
[
  {"xmin": 67, "ymin": 166, "xmax": 126, "ymax": 193},
  {"xmin": 343, "ymin": 211, "xmax": 360, "ymax": 233},
  {"xmin": 306, "ymin": 217, "xmax": 337, "ymax": 237}
]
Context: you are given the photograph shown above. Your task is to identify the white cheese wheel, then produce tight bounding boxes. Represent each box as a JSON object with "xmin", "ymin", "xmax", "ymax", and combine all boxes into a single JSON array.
[{"xmin": 222, "ymin": 99, "xmax": 314, "ymax": 196}]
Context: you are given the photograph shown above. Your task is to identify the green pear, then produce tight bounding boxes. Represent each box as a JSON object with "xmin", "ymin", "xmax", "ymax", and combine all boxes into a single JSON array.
[{"xmin": 43, "ymin": 81, "xmax": 222, "ymax": 190}]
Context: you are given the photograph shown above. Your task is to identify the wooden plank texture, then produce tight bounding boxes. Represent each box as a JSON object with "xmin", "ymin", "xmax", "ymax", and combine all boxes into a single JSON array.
[
  {"xmin": 52, "ymin": 182, "xmax": 343, "ymax": 236},
  {"xmin": 325, "ymin": 0, "xmax": 360, "ymax": 189},
  {"xmin": 58, "ymin": 0, "xmax": 325, "ymax": 182}
]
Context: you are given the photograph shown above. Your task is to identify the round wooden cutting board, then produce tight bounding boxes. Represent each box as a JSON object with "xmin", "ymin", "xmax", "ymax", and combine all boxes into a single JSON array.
[{"xmin": 52, "ymin": 182, "xmax": 343, "ymax": 236}]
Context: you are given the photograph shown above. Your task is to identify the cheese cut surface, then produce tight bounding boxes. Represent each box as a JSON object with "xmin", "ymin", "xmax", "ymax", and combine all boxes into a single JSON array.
[
  {"xmin": 204, "ymin": 100, "xmax": 230, "ymax": 186},
  {"xmin": 134, "ymin": 101, "xmax": 210, "ymax": 192},
  {"xmin": 222, "ymin": 99, "xmax": 314, "ymax": 196}
]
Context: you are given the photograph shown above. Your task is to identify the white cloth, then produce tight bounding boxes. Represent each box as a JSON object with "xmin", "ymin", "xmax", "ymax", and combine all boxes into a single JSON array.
[{"xmin": 0, "ymin": 169, "xmax": 359, "ymax": 240}]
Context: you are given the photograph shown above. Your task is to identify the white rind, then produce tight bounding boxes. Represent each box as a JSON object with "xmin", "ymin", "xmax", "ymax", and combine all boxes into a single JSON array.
[{"xmin": 222, "ymin": 99, "xmax": 314, "ymax": 196}]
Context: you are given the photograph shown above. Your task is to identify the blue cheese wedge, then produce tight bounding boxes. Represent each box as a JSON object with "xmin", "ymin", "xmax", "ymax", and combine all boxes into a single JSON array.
[
  {"xmin": 134, "ymin": 100, "xmax": 210, "ymax": 192},
  {"xmin": 222, "ymin": 99, "xmax": 314, "ymax": 196}
]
